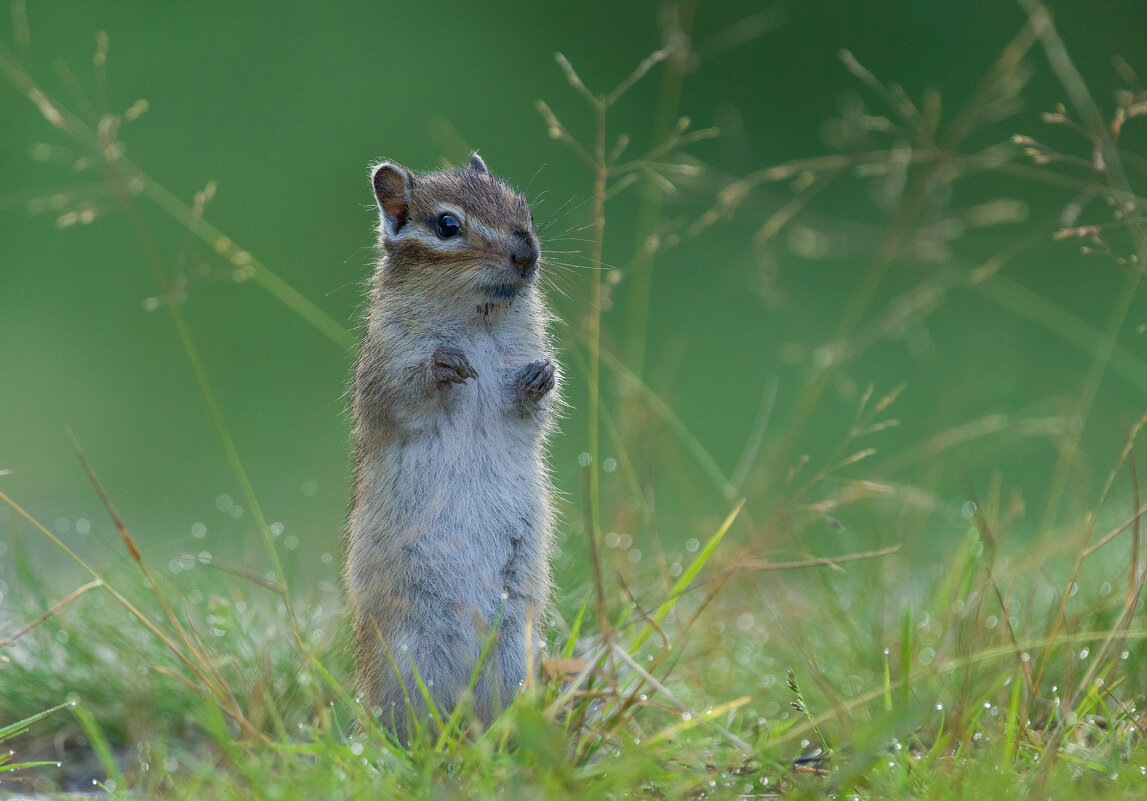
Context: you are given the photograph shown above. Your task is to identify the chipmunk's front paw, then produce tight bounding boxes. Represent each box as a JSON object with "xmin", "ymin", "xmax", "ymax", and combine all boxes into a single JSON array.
[
  {"xmin": 431, "ymin": 345, "xmax": 478, "ymax": 388},
  {"xmin": 513, "ymin": 359, "xmax": 556, "ymax": 410}
]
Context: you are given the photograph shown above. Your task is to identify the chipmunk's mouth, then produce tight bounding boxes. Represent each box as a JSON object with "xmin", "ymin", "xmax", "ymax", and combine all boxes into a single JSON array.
[
  {"xmin": 486, "ymin": 282, "xmax": 523, "ymax": 300},
  {"xmin": 482, "ymin": 263, "xmax": 535, "ymax": 300}
]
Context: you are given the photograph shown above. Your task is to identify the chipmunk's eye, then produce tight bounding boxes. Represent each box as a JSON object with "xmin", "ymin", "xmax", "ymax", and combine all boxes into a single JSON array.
[{"xmin": 436, "ymin": 213, "xmax": 462, "ymax": 238}]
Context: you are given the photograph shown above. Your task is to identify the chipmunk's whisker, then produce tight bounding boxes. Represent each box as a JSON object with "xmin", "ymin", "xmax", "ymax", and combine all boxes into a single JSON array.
[{"xmin": 539, "ymin": 274, "xmax": 573, "ymax": 301}]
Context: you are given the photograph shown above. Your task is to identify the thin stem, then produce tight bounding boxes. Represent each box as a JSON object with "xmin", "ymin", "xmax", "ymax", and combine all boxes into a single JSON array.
[
  {"xmin": 92, "ymin": 110, "xmax": 329, "ymax": 728},
  {"xmin": 624, "ymin": 26, "xmax": 692, "ymax": 380},
  {"xmin": 0, "ymin": 580, "xmax": 103, "ymax": 648},
  {"xmin": 1015, "ymin": 0, "xmax": 1147, "ymax": 729},
  {"xmin": 588, "ymin": 96, "xmax": 608, "ymax": 647}
]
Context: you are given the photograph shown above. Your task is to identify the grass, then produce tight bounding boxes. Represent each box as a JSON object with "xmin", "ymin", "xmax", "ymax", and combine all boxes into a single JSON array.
[{"xmin": 3, "ymin": 1, "xmax": 1147, "ymax": 798}]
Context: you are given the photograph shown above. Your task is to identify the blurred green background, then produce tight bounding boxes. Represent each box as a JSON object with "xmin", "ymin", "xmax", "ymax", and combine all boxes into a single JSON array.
[{"xmin": 3, "ymin": 0, "xmax": 1147, "ymax": 597}]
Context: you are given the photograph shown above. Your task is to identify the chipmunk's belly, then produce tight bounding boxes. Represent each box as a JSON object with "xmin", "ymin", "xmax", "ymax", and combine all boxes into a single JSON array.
[{"xmin": 382, "ymin": 351, "xmax": 542, "ymax": 579}]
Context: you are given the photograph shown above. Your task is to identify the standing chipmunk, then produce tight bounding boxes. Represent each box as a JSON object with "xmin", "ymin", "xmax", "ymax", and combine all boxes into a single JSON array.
[{"xmin": 345, "ymin": 153, "xmax": 560, "ymax": 741}]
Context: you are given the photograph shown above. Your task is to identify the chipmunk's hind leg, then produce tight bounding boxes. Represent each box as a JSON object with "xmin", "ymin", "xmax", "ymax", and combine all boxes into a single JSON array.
[{"xmin": 363, "ymin": 607, "xmax": 488, "ymax": 743}]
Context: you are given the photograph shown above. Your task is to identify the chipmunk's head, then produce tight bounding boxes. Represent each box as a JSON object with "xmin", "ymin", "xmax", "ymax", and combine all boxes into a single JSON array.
[{"xmin": 371, "ymin": 154, "xmax": 540, "ymax": 304}]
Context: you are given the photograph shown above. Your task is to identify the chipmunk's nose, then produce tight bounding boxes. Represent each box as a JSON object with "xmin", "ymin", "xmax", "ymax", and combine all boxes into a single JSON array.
[{"xmin": 510, "ymin": 240, "xmax": 539, "ymax": 276}]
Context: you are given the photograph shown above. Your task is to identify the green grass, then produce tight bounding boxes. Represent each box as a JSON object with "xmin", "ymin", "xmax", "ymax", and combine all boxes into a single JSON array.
[{"xmin": 4, "ymin": 1, "xmax": 1147, "ymax": 798}]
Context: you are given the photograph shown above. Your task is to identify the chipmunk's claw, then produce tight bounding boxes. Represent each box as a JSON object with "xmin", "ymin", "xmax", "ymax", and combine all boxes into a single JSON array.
[
  {"xmin": 432, "ymin": 345, "xmax": 478, "ymax": 388},
  {"xmin": 514, "ymin": 359, "xmax": 556, "ymax": 408}
]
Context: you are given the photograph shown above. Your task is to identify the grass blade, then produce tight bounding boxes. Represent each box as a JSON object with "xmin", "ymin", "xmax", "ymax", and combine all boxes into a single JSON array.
[{"xmin": 629, "ymin": 499, "xmax": 744, "ymax": 654}]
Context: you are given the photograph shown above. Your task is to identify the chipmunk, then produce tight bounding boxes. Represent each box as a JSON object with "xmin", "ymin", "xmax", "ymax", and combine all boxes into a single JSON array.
[{"xmin": 345, "ymin": 153, "xmax": 560, "ymax": 742}]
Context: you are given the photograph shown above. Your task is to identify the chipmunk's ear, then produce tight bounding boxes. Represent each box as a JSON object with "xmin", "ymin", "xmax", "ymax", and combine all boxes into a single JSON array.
[
  {"xmin": 468, "ymin": 152, "xmax": 488, "ymax": 174},
  {"xmin": 371, "ymin": 162, "xmax": 414, "ymax": 235}
]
